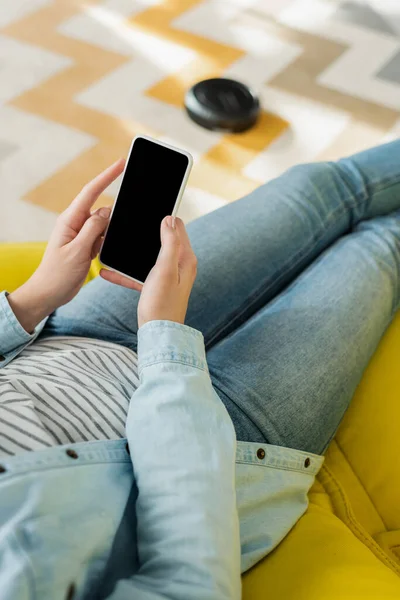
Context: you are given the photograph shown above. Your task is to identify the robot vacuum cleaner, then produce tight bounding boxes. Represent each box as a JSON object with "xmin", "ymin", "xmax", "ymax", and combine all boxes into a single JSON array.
[{"xmin": 184, "ymin": 78, "xmax": 260, "ymax": 133}]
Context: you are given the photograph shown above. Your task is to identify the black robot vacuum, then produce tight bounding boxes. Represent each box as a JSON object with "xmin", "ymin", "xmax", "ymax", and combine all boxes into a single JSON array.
[{"xmin": 184, "ymin": 78, "xmax": 260, "ymax": 133}]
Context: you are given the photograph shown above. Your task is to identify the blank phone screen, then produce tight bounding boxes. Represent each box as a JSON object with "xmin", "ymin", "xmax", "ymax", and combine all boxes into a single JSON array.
[{"xmin": 100, "ymin": 137, "xmax": 189, "ymax": 283}]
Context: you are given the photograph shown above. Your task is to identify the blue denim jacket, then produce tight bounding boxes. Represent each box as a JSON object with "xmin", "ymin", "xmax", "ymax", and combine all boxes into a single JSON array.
[{"xmin": 0, "ymin": 291, "xmax": 323, "ymax": 599}]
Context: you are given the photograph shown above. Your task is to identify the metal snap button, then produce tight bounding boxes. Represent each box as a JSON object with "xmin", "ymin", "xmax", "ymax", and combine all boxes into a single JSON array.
[
  {"xmin": 66, "ymin": 449, "xmax": 78, "ymax": 459},
  {"xmin": 304, "ymin": 457, "xmax": 311, "ymax": 468},
  {"xmin": 256, "ymin": 448, "xmax": 265, "ymax": 460}
]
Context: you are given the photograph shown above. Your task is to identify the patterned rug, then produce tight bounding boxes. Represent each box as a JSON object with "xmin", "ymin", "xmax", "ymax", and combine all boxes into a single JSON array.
[{"xmin": 1, "ymin": 0, "xmax": 399, "ymax": 242}]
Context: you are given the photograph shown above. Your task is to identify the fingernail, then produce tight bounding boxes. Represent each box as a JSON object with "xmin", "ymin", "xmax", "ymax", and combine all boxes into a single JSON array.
[
  {"xmin": 166, "ymin": 216, "xmax": 175, "ymax": 229},
  {"xmin": 98, "ymin": 207, "xmax": 111, "ymax": 219}
]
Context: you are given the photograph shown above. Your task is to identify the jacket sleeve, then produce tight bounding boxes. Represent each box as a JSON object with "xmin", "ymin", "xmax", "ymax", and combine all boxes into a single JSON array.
[
  {"xmin": 108, "ymin": 320, "xmax": 241, "ymax": 600},
  {"xmin": 0, "ymin": 291, "xmax": 47, "ymax": 366}
]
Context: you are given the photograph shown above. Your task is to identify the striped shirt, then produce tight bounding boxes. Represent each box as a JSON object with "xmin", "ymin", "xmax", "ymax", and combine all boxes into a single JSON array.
[{"xmin": 0, "ymin": 336, "xmax": 139, "ymax": 457}]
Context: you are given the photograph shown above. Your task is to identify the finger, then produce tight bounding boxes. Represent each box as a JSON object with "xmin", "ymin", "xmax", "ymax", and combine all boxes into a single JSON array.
[
  {"xmin": 90, "ymin": 204, "xmax": 112, "ymax": 258},
  {"xmin": 91, "ymin": 203, "xmax": 113, "ymax": 216},
  {"xmin": 89, "ymin": 204, "xmax": 112, "ymax": 257},
  {"xmin": 91, "ymin": 234, "xmax": 104, "ymax": 260},
  {"xmin": 70, "ymin": 159, "xmax": 125, "ymax": 214},
  {"xmin": 100, "ymin": 268, "xmax": 143, "ymax": 291},
  {"xmin": 73, "ymin": 206, "xmax": 111, "ymax": 254},
  {"xmin": 175, "ymin": 218, "xmax": 195, "ymax": 257},
  {"xmin": 174, "ymin": 217, "xmax": 197, "ymax": 280},
  {"xmin": 157, "ymin": 216, "xmax": 180, "ymax": 269}
]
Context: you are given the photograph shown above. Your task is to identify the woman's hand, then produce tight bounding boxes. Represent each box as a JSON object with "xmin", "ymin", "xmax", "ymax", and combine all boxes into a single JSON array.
[
  {"xmin": 8, "ymin": 160, "xmax": 125, "ymax": 333},
  {"xmin": 100, "ymin": 216, "xmax": 197, "ymax": 328}
]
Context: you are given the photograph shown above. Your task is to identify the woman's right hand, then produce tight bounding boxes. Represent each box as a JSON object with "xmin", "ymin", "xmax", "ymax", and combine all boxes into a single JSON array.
[{"xmin": 100, "ymin": 216, "xmax": 197, "ymax": 328}]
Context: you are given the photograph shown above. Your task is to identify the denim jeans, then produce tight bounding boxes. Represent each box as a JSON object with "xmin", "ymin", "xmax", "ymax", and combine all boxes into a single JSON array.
[{"xmin": 41, "ymin": 141, "xmax": 400, "ymax": 455}]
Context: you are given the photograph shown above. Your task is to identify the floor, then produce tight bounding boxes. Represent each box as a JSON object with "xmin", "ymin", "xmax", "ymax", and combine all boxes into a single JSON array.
[{"xmin": 1, "ymin": 0, "xmax": 400, "ymax": 242}]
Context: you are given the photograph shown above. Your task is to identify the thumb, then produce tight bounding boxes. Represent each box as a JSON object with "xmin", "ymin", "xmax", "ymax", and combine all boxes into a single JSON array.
[
  {"xmin": 74, "ymin": 207, "xmax": 111, "ymax": 254},
  {"xmin": 157, "ymin": 216, "xmax": 180, "ymax": 268}
]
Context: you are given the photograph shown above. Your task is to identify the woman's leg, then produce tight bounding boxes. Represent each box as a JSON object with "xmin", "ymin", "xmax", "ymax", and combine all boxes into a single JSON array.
[
  {"xmin": 207, "ymin": 210, "xmax": 400, "ymax": 453},
  {"xmin": 43, "ymin": 140, "xmax": 400, "ymax": 352}
]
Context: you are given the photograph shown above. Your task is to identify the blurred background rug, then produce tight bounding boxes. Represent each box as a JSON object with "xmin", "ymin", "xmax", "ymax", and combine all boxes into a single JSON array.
[{"xmin": 1, "ymin": 0, "xmax": 399, "ymax": 242}]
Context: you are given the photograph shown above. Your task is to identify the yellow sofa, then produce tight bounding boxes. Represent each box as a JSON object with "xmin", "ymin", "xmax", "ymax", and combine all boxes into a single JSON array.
[{"xmin": 2, "ymin": 242, "xmax": 400, "ymax": 599}]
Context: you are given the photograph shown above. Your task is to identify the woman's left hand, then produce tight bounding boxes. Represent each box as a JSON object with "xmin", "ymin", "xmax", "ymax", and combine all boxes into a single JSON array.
[{"xmin": 8, "ymin": 159, "xmax": 125, "ymax": 333}]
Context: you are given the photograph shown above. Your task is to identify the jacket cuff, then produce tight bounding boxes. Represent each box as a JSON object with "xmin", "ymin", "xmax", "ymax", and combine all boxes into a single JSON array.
[
  {"xmin": 0, "ymin": 291, "xmax": 45, "ymax": 356},
  {"xmin": 138, "ymin": 320, "xmax": 207, "ymax": 375}
]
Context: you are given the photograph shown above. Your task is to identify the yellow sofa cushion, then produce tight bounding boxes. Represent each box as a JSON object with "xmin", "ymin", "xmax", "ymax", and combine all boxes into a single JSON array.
[
  {"xmin": 0, "ymin": 243, "xmax": 48, "ymax": 292},
  {"xmin": 1, "ymin": 242, "xmax": 399, "ymax": 598},
  {"xmin": 242, "ymin": 503, "xmax": 400, "ymax": 599},
  {"xmin": 0, "ymin": 242, "xmax": 101, "ymax": 292}
]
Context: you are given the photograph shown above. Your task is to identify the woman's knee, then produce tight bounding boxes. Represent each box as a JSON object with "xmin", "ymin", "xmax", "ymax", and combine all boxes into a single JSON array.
[
  {"xmin": 265, "ymin": 161, "xmax": 352, "ymax": 221},
  {"xmin": 274, "ymin": 161, "xmax": 345, "ymax": 200}
]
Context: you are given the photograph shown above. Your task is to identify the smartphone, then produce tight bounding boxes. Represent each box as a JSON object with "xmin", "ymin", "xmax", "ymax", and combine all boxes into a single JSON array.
[{"xmin": 100, "ymin": 135, "xmax": 193, "ymax": 284}]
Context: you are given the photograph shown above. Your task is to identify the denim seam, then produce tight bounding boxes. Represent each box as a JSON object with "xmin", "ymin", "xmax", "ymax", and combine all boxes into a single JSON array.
[
  {"xmin": 0, "ymin": 458, "xmax": 131, "ymax": 479},
  {"xmin": 235, "ymin": 459, "xmax": 321, "ymax": 476},
  {"xmin": 368, "ymin": 177, "xmax": 400, "ymax": 196},
  {"xmin": 139, "ymin": 359, "xmax": 208, "ymax": 375},
  {"xmin": 140, "ymin": 321, "xmax": 204, "ymax": 339},
  {"xmin": 206, "ymin": 173, "xmax": 400, "ymax": 347},
  {"xmin": 335, "ymin": 162, "xmax": 400, "ymax": 204}
]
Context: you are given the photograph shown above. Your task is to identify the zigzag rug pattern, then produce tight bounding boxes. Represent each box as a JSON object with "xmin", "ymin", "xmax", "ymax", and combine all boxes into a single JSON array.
[{"xmin": 0, "ymin": 0, "xmax": 399, "ymax": 242}]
